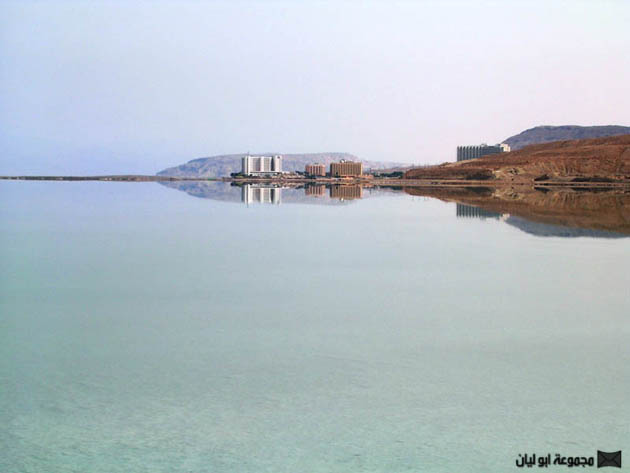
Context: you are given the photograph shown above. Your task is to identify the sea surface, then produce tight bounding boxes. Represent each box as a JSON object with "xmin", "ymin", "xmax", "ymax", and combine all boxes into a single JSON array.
[{"xmin": 1, "ymin": 181, "xmax": 628, "ymax": 472}]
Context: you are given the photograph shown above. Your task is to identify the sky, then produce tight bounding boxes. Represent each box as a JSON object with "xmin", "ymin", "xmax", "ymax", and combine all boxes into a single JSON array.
[{"xmin": 0, "ymin": 0, "xmax": 629, "ymax": 174}]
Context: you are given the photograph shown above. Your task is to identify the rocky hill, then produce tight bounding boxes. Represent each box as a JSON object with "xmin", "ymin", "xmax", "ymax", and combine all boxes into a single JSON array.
[
  {"xmin": 504, "ymin": 125, "xmax": 630, "ymax": 150},
  {"xmin": 404, "ymin": 134, "xmax": 630, "ymax": 183},
  {"xmin": 158, "ymin": 152, "xmax": 402, "ymax": 178}
]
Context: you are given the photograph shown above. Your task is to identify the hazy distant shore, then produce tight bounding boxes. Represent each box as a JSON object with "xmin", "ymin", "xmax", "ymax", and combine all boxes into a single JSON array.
[{"xmin": 0, "ymin": 175, "xmax": 220, "ymax": 182}]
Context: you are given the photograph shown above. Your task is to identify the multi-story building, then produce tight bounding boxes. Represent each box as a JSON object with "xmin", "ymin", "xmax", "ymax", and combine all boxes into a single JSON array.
[
  {"xmin": 305, "ymin": 163, "xmax": 326, "ymax": 177},
  {"xmin": 330, "ymin": 185, "xmax": 363, "ymax": 200},
  {"xmin": 456, "ymin": 143, "xmax": 510, "ymax": 162},
  {"xmin": 241, "ymin": 184, "xmax": 281, "ymax": 204},
  {"xmin": 241, "ymin": 155, "xmax": 282, "ymax": 175},
  {"xmin": 330, "ymin": 160, "xmax": 363, "ymax": 177}
]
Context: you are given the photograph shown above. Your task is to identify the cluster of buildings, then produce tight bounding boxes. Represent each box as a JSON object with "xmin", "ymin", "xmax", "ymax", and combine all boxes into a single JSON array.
[
  {"xmin": 304, "ymin": 160, "xmax": 363, "ymax": 177},
  {"xmin": 241, "ymin": 155, "xmax": 363, "ymax": 178},
  {"xmin": 456, "ymin": 143, "xmax": 510, "ymax": 162},
  {"xmin": 240, "ymin": 143, "xmax": 510, "ymax": 180}
]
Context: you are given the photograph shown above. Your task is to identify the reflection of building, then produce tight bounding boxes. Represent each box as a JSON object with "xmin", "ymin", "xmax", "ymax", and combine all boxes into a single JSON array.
[
  {"xmin": 330, "ymin": 160, "xmax": 363, "ymax": 177},
  {"xmin": 305, "ymin": 185, "xmax": 326, "ymax": 197},
  {"xmin": 242, "ymin": 155, "xmax": 282, "ymax": 175},
  {"xmin": 330, "ymin": 185, "xmax": 363, "ymax": 200},
  {"xmin": 456, "ymin": 143, "xmax": 510, "ymax": 162},
  {"xmin": 241, "ymin": 185, "xmax": 281, "ymax": 204},
  {"xmin": 305, "ymin": 163, "xmax": 326, "ymax": 176},
  {"xmin": 456, "ymin": 203, "xmax": 501, "ymax": 219}
]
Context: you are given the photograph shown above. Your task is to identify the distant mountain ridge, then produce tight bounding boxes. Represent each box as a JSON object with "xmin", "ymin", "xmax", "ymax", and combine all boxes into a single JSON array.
[
  {"xmin": 504, "ymin": 125, "xmax": 630, "ymax": 150},
  {"xmin": 158, "ymin": 152, "xmax": 403, "ymax": 178}
]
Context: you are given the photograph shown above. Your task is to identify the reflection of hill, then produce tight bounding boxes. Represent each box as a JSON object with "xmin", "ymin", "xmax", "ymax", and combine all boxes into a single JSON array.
[
  {"xmin": 160, "ymin": 181, "xmax": 403, "ymax": 205},
  {"xmin": 505, "ymin": 216, "xmax": 627, "ymax": 238},
  {"xmin": 160, "ymin": 181, "xmax": 243, "ymax": 202},
  {"xmin": 160, "ymin": 180, "xmax": 630, "ymax": 237},
  {"xmin": 159, "ymin": 181, "xmax": 360, "ymax": 205},
  {"xmin": 404, "ymin": 186, "xmax": 630, "ymax": 236}
]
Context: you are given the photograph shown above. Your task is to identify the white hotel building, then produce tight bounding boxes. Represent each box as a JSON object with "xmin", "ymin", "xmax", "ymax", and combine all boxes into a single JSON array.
[
  {"xmin": 456, "ymin": 143, "xmax": 511, "ymax": 162},
  {"xmin": 241, "ymin": 155, "xmax": 282, "ymax": 176}
]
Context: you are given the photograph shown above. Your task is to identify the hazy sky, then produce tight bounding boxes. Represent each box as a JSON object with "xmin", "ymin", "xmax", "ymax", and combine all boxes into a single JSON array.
[{"xmin": 1, "ymin": 0, "xmax": 629, "ymax": 174}]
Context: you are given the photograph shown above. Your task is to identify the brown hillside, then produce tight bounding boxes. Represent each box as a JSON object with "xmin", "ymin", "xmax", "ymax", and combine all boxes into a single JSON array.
[{"xmin": 404, "ymin": 134, "xmax": 630, "ymax": 183}]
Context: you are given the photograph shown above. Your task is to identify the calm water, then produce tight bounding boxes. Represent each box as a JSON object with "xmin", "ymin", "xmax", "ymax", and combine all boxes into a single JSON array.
[{"xmin": 1, "ymin": 181, "xmax": 628, "ymax": 472}]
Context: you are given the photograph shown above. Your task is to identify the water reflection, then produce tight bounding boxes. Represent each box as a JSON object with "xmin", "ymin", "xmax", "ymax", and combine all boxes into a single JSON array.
[
  {"xmin": 304, "ymin": 184, "xmax": 326, "ymax": 197},
  {"xmin": 241, "ymin": 184, "xmax": 282, "ymax": 205},
  {"xmin": 329, "ymin": 185, "xmax": 363, "ymax": 201},
  {"xmin": 456, "ymin": 202, "xmax": 625, "ymax": 238},
  {"xmin": 456, "ymin": 203, "xmax": 502, "ymax": 220},
  {"xmin": 160, "ymin": 181, "xmax": 630, "ymax": 237},
  {"xmin": 406, "ymin": 186, "xmax": 630, "ymax": 237},
  {"xmin": 161, "ymin": 181, "xmax": 374, "ymax": 206},
  {"xmin": 239, "ymin": 183, "xmax": 364, "ymax": 203},
  {"xmin": 504, "ymin": 216, "xmax": 627, "ymax": 238}
]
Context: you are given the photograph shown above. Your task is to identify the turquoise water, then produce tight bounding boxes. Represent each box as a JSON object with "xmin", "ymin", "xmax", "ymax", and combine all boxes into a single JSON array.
[{"xmin": 1, "ymin": 181, "xmax": 628, "ymax": 472}]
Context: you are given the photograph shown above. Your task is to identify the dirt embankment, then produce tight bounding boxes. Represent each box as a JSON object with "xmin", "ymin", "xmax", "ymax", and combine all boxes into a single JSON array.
[{"xmin": 404, "ymin": 134, "xmax": 630, "ymax": 183}]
